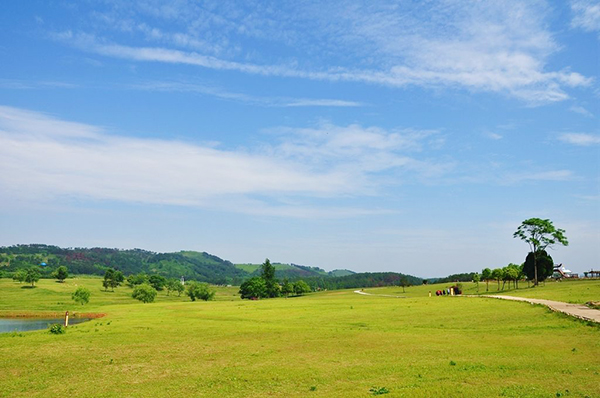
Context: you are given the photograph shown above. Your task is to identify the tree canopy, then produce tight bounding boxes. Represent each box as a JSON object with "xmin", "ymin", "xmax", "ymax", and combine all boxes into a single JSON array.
[
  {"xmin": 185, "ymin": 281, "xmax": 215, "ymax": 301},
  {"xmin": 261, "ymin": 259, "xmax": 280, "ymax": 298},
  {"xmin": 239, "ymin": 277, "xmax": 267, "ymax": 299},
  {"xmin": 132, "ymin": 283, "xmax": 157, "ymax": 303},
  {"xmin": 523, "ymin": 251, "xmax": 554, "ymax": 283},
  {"xmin": 513, "ymin": 218, "xmax": 567, "ymax": 285},
  {"xmin": 53, "ymin": 266, "xmax": 69, "ymax": 282},
  {"xmin": 72, "ymin": 287, "xmax": 90, "ymax": 305}
]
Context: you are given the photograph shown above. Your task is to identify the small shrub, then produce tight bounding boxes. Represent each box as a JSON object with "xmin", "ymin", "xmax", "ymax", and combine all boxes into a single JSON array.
[
  {"xmin": 72, "ymin": 287, "xmax": 91, "ymax": 305},
  {"xmin": 186, "ymin": 281, "xmax": 216, "ymax": 301},
  {"xmin": 450, "ymin": 360, "xmax": 457, "ymax": 366},
  {"xmin": 49, "ymin": 324, "xmax": 65, "ymax": 334},
  {"xmin": 370, "ymin": 386, "xmax": 390, "ymax": 395}
]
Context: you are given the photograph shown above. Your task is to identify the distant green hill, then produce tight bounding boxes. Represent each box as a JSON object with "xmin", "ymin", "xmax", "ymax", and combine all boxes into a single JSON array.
[
  {"xmin": 0, "ymin": 244, "xmax": 247, "ymax": 285},
  {"xmin": 0, "ymin": 244, "xmax": 419, "ymax": 289},
  {"xmin": 235, "ymin": 262, "xmax": 334, "ymax": 280}
]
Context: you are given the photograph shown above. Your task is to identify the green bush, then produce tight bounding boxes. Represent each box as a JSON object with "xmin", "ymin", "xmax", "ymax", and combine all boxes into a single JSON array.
[
  {"xmin": 239, "ymin": 277, "xmax": 267, "ymax": 299},
  {"xmin": 49, "ymin": 324, "xmax": 66, "ymax": 334},
  {"xmin": 72, "ymin": 287, "xmax": 91, "ymax": 305},
  {"xmin": 132, "ymin": 283, "xmax": 157, "ymax": 303},
  {"xmin": 186, "ymin": 281, "xmax": 216, "ymax": 301}
]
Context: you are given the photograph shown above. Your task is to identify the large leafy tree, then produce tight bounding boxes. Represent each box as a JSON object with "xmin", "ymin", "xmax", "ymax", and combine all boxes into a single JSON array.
[
  {"xmin": 293, "ymin": 280, "xmax": 311, "ymax": 296},
  {"xmin": 72, "ymin": 287, "xmax": 91, "ymax": 305},
  {"xmin": 103, "ymin": 268, "xmax": 124, "ymax": 292},
  {"xmin": 24, "ymin": 267, "xmax": 41, "ymax": 287},
  {"xmin": 186, "ymin": 281, "xmax": 215, "ymax": 301},
  {"xmin": 261, "ymin": 258, "xmax": 280, "ymax": 298},
  {"xmin": 481, "ymin": 268, "xmax": 492, "ymax": 292},
  {"xmin": 513, "ymin": 218, "xmax": 568, "ymax": 285},
  {"xmin": 53, "ymin": 266, "xmax": 69, "ymax": 283},
  {"xmin": 523, "ymin": 251, "xmax": 554, "ymax": 283},
  {"xmin": 239, "ymin": 277, "xmax": 267, "ymax": 299},
  {"xmin": 502, "ymin": 263, "xmax": 521, "ymax": 289},
  {"xmin": 166, "ymin": 278, "xmax": 184, "ymax": 296},
  {"xmin": 491, "ymin": 268, "xmax": 503, "ymax": 290},
  {"xmin": 281, "ymin": 279, "xmax": 294, "ymax": 297},
  {"xmin": 149, "ymin": 275, "xmax": 167, "ymax": 291},
  {"xmin": 132, "ymin": 283, "xmax": 157, "ymax": 303}
]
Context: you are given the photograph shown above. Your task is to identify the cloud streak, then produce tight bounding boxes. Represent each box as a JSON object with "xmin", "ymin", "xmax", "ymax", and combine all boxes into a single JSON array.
[
  {"xmin": 0, "ymin": 106, "xmax": 441, "ymax": 216},
  {"xmin": 131, "ymin": 80, "xmax": 363, "ymax": 107},
  {"xmin": 571, "ymin": 0, "xmax": 600, "ymax": 34},
  {"xmin": 50, "ymin": 0, "xmax": 592, "ymax": 105},
  {"xmin": 558, "ymin": 132, "xmax": 600, "ymax": 146}
]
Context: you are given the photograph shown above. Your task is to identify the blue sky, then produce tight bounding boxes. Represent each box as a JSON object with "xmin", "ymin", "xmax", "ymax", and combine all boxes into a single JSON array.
[{"xmin": 0, "ymin": 0, "xmax": 598, "ymax": 277}]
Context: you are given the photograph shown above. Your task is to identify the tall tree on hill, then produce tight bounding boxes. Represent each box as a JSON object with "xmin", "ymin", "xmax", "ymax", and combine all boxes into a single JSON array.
[
  {"xmin": 261, "ymin": 258, "xmax": 280, "ymax": 298},
  {"xmin": 513, "ymin": 218, "xmax": 568, "ymax": 286}
]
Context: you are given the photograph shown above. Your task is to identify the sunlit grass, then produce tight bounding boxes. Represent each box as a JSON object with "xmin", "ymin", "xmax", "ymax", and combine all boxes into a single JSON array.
[
  {"xmin": 0, "ymin": 277, "xmax": 598, "ymax": 397},
  {"xmin": 365, "ymin": 279, "xmax": 600, "ymax": 304}
]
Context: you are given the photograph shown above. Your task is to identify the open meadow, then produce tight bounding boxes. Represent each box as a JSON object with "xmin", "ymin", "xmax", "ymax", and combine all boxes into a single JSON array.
[{"xmin": 1, "ymin": 277, "xmax": 599, "ymax": 397}]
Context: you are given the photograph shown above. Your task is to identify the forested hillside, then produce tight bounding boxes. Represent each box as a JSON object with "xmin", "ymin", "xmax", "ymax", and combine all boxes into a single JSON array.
[
  {"xmin": 0, "ymin": 244, "xmax": 421, "ymax": 288},
  {"xmin": 235, "ymin": 262, "xmax": 355, "ymax": 280},
  {"xmin": 0, "ymin": 244, "xmax": 247, "ymax": 285}
]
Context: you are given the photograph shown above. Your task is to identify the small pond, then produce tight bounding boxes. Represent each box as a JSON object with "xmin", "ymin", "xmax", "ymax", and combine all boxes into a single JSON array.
[{"xmin": 0, "ymin": 318, "xmax": 91, "ymax": 333}]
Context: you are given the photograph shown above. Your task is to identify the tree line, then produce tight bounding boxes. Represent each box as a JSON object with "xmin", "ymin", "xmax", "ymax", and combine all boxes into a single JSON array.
[{"xmin": 239, "ymin": 259, "xmax": 311, "ymax": 299}]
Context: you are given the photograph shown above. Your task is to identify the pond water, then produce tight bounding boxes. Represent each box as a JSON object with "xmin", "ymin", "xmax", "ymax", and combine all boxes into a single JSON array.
[{"xmin": 0, "ymin": 318, "xmax": 91, "ymax": 333}]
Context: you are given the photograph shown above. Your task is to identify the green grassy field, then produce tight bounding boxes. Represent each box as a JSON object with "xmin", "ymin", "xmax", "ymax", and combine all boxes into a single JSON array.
[
  {"xmin": 363, "ymin": 279, "xmax": 600, "ymax": 304},
  {"xmin": 1, "ymin": 277, "xmax": 599, "ymax": 397}
]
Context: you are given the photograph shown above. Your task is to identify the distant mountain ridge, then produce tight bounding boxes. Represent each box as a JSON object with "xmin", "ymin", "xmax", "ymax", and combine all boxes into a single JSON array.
[{"xmin": 0, "ymin": 244, "xmax": 420, "ymax": 288}]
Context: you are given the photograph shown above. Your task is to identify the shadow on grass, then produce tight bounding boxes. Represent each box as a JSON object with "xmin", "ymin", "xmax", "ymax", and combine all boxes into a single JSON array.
[{"xmin": 20, "ymin": 285, "xmax": 37, "ymax": 289}]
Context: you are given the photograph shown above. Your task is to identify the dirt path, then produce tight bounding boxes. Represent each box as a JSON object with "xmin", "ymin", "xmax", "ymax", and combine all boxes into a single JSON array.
[
  {"xmin": 353, "ymin": 290, "xmax": 405, "ymax": 298},
  {"xmin": 479, "ymin": 295, "xmax": 600, "ymax": 323}
]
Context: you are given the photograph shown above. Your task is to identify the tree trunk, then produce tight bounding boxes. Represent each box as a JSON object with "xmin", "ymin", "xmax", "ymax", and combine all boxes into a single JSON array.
[
  {"xmin": 533, "ymin": 254, "xmax": 538, "ymax": 286},
  {"xmin": 486, "ymin": 280, "xmax": 489, "ymax": 292}
]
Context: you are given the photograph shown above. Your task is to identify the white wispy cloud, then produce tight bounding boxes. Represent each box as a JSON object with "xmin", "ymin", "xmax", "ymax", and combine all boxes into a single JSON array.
[
  {"xmin": 0, "ymin": 79, "xmax": 79, "ymax": 90},
  {"xmin": 569, "ymin": 105, "xmax": 594, "ymax": 117},
  {"xmin": 0, "ymin": 106, "xmax": 443, "ymax": 216},
  {"xmin": 558, "ymin": 132, "xmax": 600, "ymax": 145},
  {"xmin": 571, "ymin": 0, "xmax": 600, "ymax": 34},
  {"xmin": 50, "ymin": 1, "xmax": 592, "ymax": 105},
  {"xmin": 131, "ymin": 80, "xmax": 362, "ymax": 107},
  {"xmin": 502, "ymin": 170, "xmax": 575, "ymax": 184},
  {"xmin": 484, "ymin": 132, "xmax": 503, "ymax": 140}
]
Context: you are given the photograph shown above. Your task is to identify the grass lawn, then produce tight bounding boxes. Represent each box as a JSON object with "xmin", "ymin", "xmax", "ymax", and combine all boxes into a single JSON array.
[
  {"xmin": 363, "ymin": 279, "xmax": 600, "ymax": 304},
  {"xmin": 0, "ymin": 277, "xmax": 599, "ymax": 397}
]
